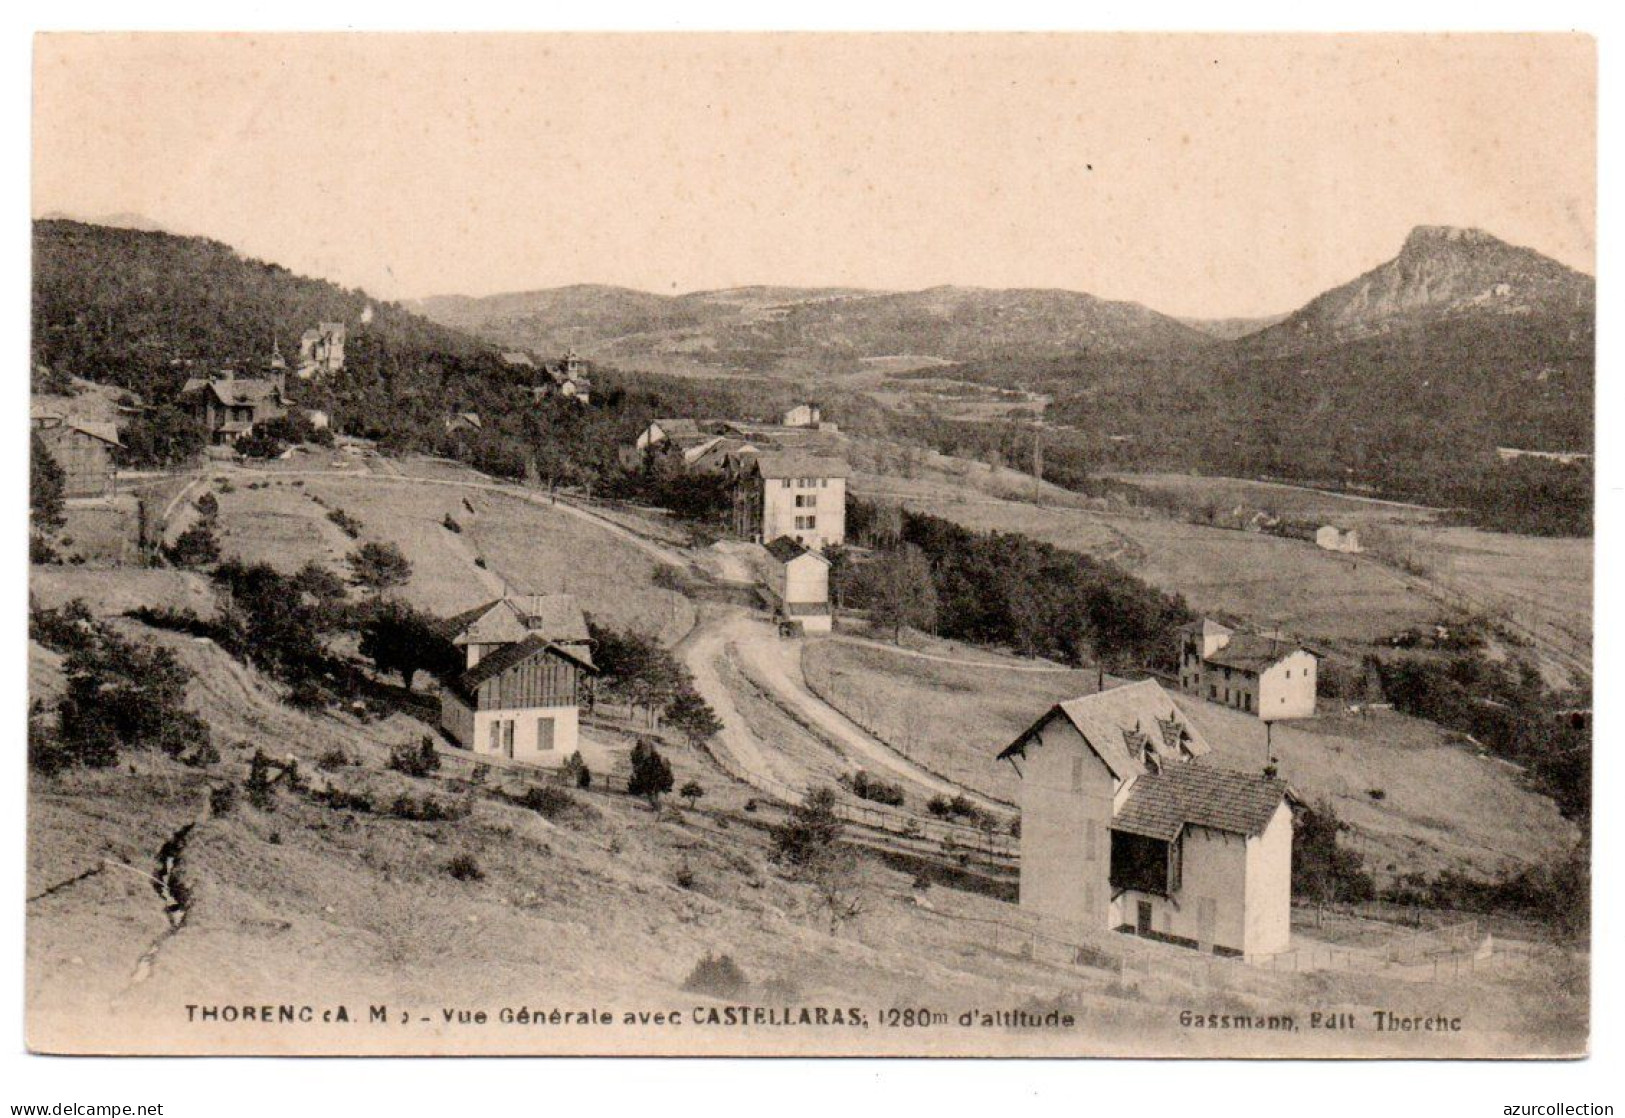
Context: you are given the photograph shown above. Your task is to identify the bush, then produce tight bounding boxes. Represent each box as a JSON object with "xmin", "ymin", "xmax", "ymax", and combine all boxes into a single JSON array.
[
  {"xmin": 446, "ymin": 854, "xmax": 485, "ymax": 882},
  {"xmin": 164, "ymin": 522, "xmax": 221, "ymax": 568},
  {"xmin": 326, "ymin": 508, "xmax": 363, "ymax": 539},
  {"xmin": 844, "ymin": 769, "xmax": 905, "ymax": 807},
  {"xmin": 518, "ymin": 784, "xmax": 580, "ymax": 820},
  {"xmin": 194, "ymin": 492, "xmax": 219, "ymax": 520},
  {"xmin": 348, "ymin": 540, "xmax": 413, "ymax": 594},
  {"xmin": 682, "ymin": 952, "xmax": 748, "ymax": 999},
  {"xmin": 209, "ymin": 783, "xmax": 239, "ymax": 817},
  {"xmin": 679, "ymin": 780, "xmax": 705, "ymax": 808},
  {"xmin": 675, "ymin": 859, "xmax": 697, "ymax": 889},
  {"xmin": 30, "ymin": 598, "xmax": 98, "ymax": 654},
  {"xmin": 771, "ymin": 787, "xmax": 842, "ymax": 867},
  {"xmin": 442, "ymin": 513, "xmax": 462, "ymax": 534},
  {"xmin": 317, "ymin": 748, "xmax": 355, "ymax": 771},
  {"xmin": 388, "ymin": 737, "xmax": 442, "ymax": 778},
  {"xmin": 560, "ymin": 750, "xmax": 591, "ymax": 790},
  {"xmin": 387, "ymin": 794, "xmax": 465, "ymax": 822}
]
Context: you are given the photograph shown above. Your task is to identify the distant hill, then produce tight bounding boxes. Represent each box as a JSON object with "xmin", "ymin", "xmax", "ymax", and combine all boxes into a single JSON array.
[
  {"xmin": 928, "ymin": 226, "xmax": 1594, "ymax": 534},
  {"xmin": 412, "ymin": 282, "xmax": 1214, "ymax": 371},
  {"xmin": 1247, "ymin": 226, "xmax": 1595, "ymax": 351},
  {"xmin": 33, "ymin": 219, "xmax": 487, "ymax": 401}
]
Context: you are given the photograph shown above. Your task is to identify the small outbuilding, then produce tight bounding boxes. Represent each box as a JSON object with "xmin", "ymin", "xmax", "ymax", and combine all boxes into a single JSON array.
[{"xmin": 761, "ymin": 535, "xmax": 832, "ymax": 634}]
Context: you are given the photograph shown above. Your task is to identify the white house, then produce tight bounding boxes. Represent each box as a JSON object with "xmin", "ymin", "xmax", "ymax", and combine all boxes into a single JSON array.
[
  {"xmin": 434, "ymin": 594, "xmax": 598, "ymax": 766},
  {"xmin": 438, "ymin": 635, "xmax": 596, "ymax": 765},
  {"xmin": 1314, "ymin": 525, "xmax": 1362, "ymax": 554},
  {"xmin": 781, "ymin": 403, "xmax": 821, "ymax": 428},
  {"xmin": 634, "ymin": 417, "xmax": 704, "ymax": 451},
  {"xmin": 762, "ymin": 535, "xmax": 832, "ymax": 633},
  {"xmin": 996, "ymin": 679, "xmax": 1294, "ymax": 958},
  {"xmin": 732, "ymin": 452, "xmax": 848, "ymax": 550},
  {"xmin": 1178, "ymin": 619, "xmax": 1318, "ymax": 720}
]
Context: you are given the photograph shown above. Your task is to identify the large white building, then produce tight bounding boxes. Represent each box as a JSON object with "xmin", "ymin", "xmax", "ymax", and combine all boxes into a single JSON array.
[
  {"xmin": 733, "ymin": 452, "xmax": 848, "ymax": 550},
  {"xmin": 1178, "ymin": 619, "xmax": 1318, "ymax": 721},
  {"xmin": 997, "ymin": 680, "xmax": 1295, "ymax": 958}
]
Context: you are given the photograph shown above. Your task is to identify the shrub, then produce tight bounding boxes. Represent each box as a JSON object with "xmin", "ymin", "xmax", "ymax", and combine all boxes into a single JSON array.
[
  {"xmin": 446, "ymin": 854, "xmax": 485, "ymax": 882},
  {"xmin": 181, "ymin": 741, "xmax": 222, "ymax": 768},
  {"xmin": 442, "ymin": 513, "xmax": 462, "ymax": 534},
  {"xmin": 387, "ymin": 794, "xmax": 465, "ymax": 822},
  {"xmin": 1368, "ymin": 788, "xmax": 1387, "ymax": 801},
  {"xmin": 682, "ymin": 952, "xmax": 748, "ymax": 999},
  {"xmin": 164, "ymin": 521, "xmax": 221, "ymax": 568},
  {"xmin": 560, "ymin": 750, "xmax": 591, "ymax": 790},
  {"xmin": 246, "ymin": 749, "xmax": 277, "ymax": 810},
  {"xmin": 194, "ymin": 492, "xmax": 219, "ymax": 520},
  {"xmin": 326, "ymin": 508, "xmax": 363, "ymax": 538},
  {"xmin": 30, "ymin": 598, "xmax": 98, "ymax": 654},
  {"xmin": 209, "ymin": 783, "xmax": 239, "ymax": 817},
  {"xmin": 318, "ymin": 786, "xmax": 376, "ymax": 814},
  {"xmin": 845, "ymin": 769, "xmax": 905, "ymax": 807},
  {"xmin": 317, "ymin": 748, "xmax": 355, "ymax": 771},
  {"xmin": 771, "ymin": 787, "xmax": 842, "ymax": 868},
  {"xmin": 518, "ymin": 784, "xmax": 580, "ymax": 820},
  {"xmin": 388, "ymin": 737, "xmax": 442, "ymax": 778},
  {"xmin": 348, "ymin": 540, "xmax": 413, "ymax": 594},
  {"xmin": 679, "ymin": 780, "xmax": 705, "ymax": 809},
  {"xmin": 675, "ymin": 859, "xmax": 697, "ymax": 890}
]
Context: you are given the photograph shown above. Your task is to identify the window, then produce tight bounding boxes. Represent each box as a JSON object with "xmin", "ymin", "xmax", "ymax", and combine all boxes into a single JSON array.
[
  {"xmin": 1286, "ymin": 669, "xmax": 1292, "ymax": 679},
  {"xmin": 1070, "ymin": 755, "xmax": 1084, "ymax": 792},
  {"xmin": 782, "ymin": 479, "xmax": 791, "ymax": 489},
  {"xmin": 1086, "ymin": 820, "xmax": 1098, "ymax": 862},
  {"xmin": 488, "ymin": 720, "xmax": 501, "ymax": 752},
  {"xmin": 535, "ymin": 717, "xmax": 555, "ymax": 751},
  {"xmin": 820, "ymin": 478, "xmax": 828, "ymax": 488},
  {"xmin": 502, "ymin": 720, "xmax": 515, "ymax": 759},
  {"xmin": 805, "ymin": 515, "xmax": 815, "ymax": 529},
  {"xmin": 795, "ymin": 494, "xmax": 817, "ymax": 508}
]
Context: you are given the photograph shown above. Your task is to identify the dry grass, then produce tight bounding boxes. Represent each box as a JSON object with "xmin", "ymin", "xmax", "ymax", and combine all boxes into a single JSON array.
[
  {"xmin": 802, "ymin": 640, "xmax": 1097, "ymax": 804},
  {"xmin": 27, "ymin": 621, "xmax": 1584, "ymax": 1056}
]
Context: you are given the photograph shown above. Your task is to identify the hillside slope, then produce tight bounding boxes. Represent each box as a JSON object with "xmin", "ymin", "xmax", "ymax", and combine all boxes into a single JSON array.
[
  {"xmin": 413, "ymin": 282, "xmax": 1214, "ymax": 372},
  {"xmin": 32, "ymin": 219, "xmax": 489, "ymax": 401}
]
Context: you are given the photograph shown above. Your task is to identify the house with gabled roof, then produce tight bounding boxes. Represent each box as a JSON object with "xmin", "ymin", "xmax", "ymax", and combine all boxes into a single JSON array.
[
  {"xmin": 997, "ymin": 679, "xmax": 1294, "ymax": 957},
  {"xmin": 762, "ymin": 535, "xmax": 832, "ymax": 633},
  {"xmin": 434, "ymin": 594, "xmax": 597, "ymax": 765},
  {"xmin": 180, "ymin": 369, "xmax": 289, "ymax": 445},
  {"xmin": 432, "ymin": 593, "xmax": 592, "ymax": 670},
  {"xmin": 1178, "ymin": 618, "xmax": 1318, "ymax": 720}
]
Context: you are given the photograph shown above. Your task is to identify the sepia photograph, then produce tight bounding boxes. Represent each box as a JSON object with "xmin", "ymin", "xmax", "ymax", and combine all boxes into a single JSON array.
[{"xmin": 20, "ymin": 29, "xmax": 1596, "ymax": 1064}]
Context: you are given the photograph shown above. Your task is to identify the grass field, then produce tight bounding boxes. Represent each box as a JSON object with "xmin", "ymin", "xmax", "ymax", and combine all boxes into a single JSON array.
[
  {"xmin": 1106, "ymin": 472, "xmax": 1444, "ymax": 525},
  {"xmin": 26, "ymin": 621, "xmax": 1586, "ymax": 1056},
  {"xmin": 801, "ymin": 639, "xmax": 1579, "ymax": 882},
  {"xmin": 208, "ymin": 469, "xmax": 694, "ymax": 642}
]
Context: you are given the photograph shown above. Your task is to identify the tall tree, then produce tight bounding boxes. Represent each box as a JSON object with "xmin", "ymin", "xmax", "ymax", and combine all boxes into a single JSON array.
[
  {"xmin": 347, "ymin": 540, "xmax": 413, "ymax": 595},
  {"xmin": 863, "ymin": 544, "xmax": 938, "ymax": 644},
  {"xmin": 30, "ymin": 432, "xmax": 65, "ymax": 532}
]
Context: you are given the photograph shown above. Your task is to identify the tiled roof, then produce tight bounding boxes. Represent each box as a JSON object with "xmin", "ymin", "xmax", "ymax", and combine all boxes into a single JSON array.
[
  {"xmin": 652, "ymin": 417, "xmax": 701, "ymax": 438},
  {"xmin": 1204, "ymin": 633, "xmax": 1307, "ymax": 673},
  {"xmin": 183, "ymin": 376, "xmax": 285, "ymax": 407},
  {"xmin": 432, "ymin": 595, "xmax": 591, "ymax": 648},
  {"xmin": 750, "ymin": 452, "xmax": 850, "ymax": 480},
  {"xmin": 1111, "ymin": 764, "xmax": 1289, "ymax": 840},
  {"xmin": 997, "ymin": 679, "xmax": 1211, "ymax": 778}
]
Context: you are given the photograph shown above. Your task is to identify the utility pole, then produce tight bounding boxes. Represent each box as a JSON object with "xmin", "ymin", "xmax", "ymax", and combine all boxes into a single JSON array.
[{"xmin": 1031, "ymin": 423, "xmax": 1044, "ymax": 506}]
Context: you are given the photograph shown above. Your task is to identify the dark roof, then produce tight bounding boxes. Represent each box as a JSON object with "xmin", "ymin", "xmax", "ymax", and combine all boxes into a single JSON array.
[
  {"xmin": 997, "ymin": 679, "xmax": 1211, "ymax": 778},
  {"xmin": 454, "ymin": 634, "xmax": 597, "ymax": 697},
  {"xmin": 182, "ymin": 376, "xmax": 285, "ymax": 407},
  {"xmin": 1111, "ymin": 764, "xmax": 1289, "ymax": 841},
  {"xmin": 1204, "ymin": 633, "xmax": 1310, "ymax": 674},
  {"xmin": 765, "ymin": 535, "xmax": 823, "ymax": 563}
]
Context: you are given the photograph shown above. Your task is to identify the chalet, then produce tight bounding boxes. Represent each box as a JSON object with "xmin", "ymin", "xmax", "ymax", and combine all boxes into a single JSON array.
[
  {"xmin": 439, "ymin": 635, "xmax": 597, "ymax": 764},
  {"xmin": 298, "ymin": 322, "xmax": 346, "ymax": 378},
  {"xmin": 1178, "ymin": 619, "xmax": 1317, "ymax": 720},
  {"xmin": 31, "ymin": 408, "xmax": 121, "ymax": 497},
  {"xmin": 180, "ymin": 369, "xmax": 289, "ymax": 445},
  {"xmin": 730, "ymin": 451, "xmax": 848, "ymax": 550},
  {"xmin": 762, "ymin": 536, "xmax": 832, "ymax": 633},
  {"xmin": 997, "ymin": 679, "xmax": 1294, "ymax": 958},
  {"xmin": 432, "ymin": 594, "xmax": 592, "ymax": 670},
  {"xmin": 434, "ymin": 594, "xmax": 597, "ymax": 765}
]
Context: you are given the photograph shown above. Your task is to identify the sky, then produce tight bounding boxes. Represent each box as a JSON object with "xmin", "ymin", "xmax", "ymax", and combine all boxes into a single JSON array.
[{"xmin": 32, "ymin": 33, "xmax": 1595, "ymax": 318}]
